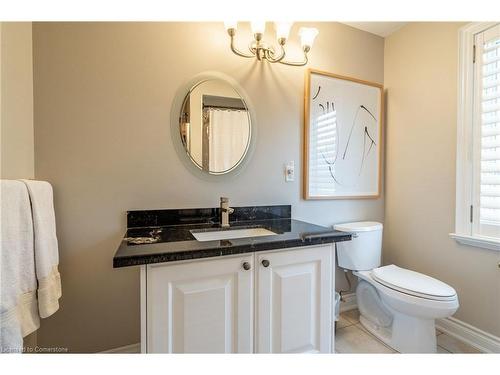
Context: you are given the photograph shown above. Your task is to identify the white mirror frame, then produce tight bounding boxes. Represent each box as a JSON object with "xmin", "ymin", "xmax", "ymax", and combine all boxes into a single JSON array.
[{"xmin": 170, "ymin": 71, "xmax": 257, "ymax": 180}]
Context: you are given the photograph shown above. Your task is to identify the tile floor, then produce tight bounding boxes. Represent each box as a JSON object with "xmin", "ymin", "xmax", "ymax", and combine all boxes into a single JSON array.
[{"xmin": 335, "ymin": 309, "xmax": 482, "ymax": 354}]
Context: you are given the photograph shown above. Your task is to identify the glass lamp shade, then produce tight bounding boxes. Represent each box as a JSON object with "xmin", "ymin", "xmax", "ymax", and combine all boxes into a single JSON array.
[
  {"xmin": 250, "ymin": 21, "xmax": 266, "ymax": 35},
  {"xmin": 299, "ymin": 27, "xmax": 319, "ymax": 48},
  {"xmin": 275, "ymin": 22, "xmax": 292, "ymax": 41}
]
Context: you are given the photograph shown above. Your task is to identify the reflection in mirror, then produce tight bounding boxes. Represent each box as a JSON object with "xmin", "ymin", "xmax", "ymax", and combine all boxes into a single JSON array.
[{"xmin": 179, "ymin": 79, "xmax": 251, "ymax": 174}]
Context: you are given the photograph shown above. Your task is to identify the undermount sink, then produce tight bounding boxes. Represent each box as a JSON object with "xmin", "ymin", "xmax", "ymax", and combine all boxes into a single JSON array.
[{"xmin": 191, "ymin": 227, "xmax": 277, "ymax": 242}]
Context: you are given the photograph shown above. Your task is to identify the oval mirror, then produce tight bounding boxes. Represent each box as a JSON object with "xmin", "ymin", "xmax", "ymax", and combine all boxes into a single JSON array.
[{"xmin": 179, "ymin": 78, "xmax": 252, "ymax": 175}]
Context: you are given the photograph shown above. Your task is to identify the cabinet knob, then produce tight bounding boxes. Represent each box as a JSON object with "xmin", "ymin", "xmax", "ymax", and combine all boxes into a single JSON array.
[
  {"xmin": 242, "ymin": 262, "xmax": 251, "ymax": 271},
  {"xmin": 261, "ymin": 259, "xmax": 270, "ymax": 268}
]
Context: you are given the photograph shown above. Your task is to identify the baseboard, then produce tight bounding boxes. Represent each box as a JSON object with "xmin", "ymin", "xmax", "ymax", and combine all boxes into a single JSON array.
[
  {"xmin": 436, "ymin": 317, "xmax": 500, "ymax": 353},
  {"xmin": 100, "ymin": 343, "xmax": 141, "ymax": 354},
  {"xmin": 339, "ymin": 292, "xmax": 358, "ymax": 312}
]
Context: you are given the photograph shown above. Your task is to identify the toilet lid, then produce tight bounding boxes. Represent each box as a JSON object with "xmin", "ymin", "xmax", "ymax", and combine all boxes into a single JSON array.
[
  {"xmin": 334, "ymin": 221, "xmax": 383, "ymax": 232},
  {"xmin": 372, "ymin": 265, "xmax": 457, "ymax": 301}
]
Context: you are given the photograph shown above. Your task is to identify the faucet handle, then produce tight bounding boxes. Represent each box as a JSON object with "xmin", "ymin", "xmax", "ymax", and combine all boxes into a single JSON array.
[{"xmin": 220, "ymin": 197, "xmax": 229, "ymax": 203}]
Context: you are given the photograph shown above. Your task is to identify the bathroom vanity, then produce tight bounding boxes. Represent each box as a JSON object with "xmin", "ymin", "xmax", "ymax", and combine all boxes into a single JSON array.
[{"xmin": 113, "ymin": 205, "xmax": 351, "ymax": 353}]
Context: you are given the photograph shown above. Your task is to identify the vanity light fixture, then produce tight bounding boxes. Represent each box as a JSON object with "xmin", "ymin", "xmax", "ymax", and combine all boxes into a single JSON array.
[{"xmin": 224, "ymin": 21, "xmax": 319, "ymax": 66}]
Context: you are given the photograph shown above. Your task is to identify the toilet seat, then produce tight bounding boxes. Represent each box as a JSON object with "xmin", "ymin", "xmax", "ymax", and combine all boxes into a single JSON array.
[{"xmin": 371, "ymin": 265, "xmax": 457, "ymax": 301}]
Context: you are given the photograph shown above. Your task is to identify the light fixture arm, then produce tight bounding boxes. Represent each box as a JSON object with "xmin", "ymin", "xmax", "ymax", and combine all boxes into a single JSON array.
[
  {"xmin": 278, "ymin": 47, "xmax": 310, "ymax": 66},
  {"xmin": 225, "ymin": 25, "xmax": 314, "ymax": 67},
  {"xmin": 229, "ymin": 30, "xmax": 254, "ymax": 58},
  {"xmin": 264, "ymin": 42, "xmax": 286, "ymax": 63}
]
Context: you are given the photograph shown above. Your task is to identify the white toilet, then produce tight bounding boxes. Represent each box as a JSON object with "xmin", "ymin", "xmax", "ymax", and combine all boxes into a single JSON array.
[{"xmin": 334, "ymin": 221, "xmax": 459, "ymax": 353}]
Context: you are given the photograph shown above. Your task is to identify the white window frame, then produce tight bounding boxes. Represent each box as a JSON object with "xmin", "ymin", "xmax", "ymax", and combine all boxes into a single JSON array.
[{"xmin": 451, "ymin": 22, "xmax": 500, "ymax": 251}]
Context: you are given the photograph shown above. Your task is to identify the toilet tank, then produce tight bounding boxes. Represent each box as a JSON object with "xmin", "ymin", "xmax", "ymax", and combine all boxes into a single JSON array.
[{"xmin": 333, "ymin": 222, "xmax": 383, "ymax": 271}]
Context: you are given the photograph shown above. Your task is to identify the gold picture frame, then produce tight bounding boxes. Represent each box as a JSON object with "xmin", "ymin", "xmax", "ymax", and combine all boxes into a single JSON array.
[{"xmin": 303, "ymin": 69, "xmax": 384, "ymax": 200}]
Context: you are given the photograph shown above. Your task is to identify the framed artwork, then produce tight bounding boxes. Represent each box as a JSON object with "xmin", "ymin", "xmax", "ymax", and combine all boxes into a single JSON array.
[{"xmin": 303, "ymin": 69, "xmax": 384, "ymax": 199}]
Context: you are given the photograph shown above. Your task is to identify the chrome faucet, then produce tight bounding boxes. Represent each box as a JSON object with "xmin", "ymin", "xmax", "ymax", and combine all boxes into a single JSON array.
[{"xmin": 220, "ymin": 197, "xmax": 234, "ymax": 228}]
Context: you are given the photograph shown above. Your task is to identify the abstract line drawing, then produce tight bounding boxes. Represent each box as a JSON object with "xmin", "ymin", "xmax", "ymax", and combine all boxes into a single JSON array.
[
  {"xmin": 320, "ymin": 103, "xmax": 377, "ymax": 185},
  {"xmin": 312, "ymin": 86, "xmax": 321, "ymax": 100},
  {"xmin": 341, "ymin": 105, "xmax": 377, "ymax": 176},
  {"xmin": 304, "ymin": 70, "xmax": 383, "ymax": 199}
]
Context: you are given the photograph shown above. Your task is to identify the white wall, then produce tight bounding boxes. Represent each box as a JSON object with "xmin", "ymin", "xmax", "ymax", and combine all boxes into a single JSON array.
[
  {"xmin": 32, "ymin": 22, "xmax": 384, "ymax": 352},
  {"xmin": 384, "ymin": 22, "xmax": 500, "ymax": 337},
  {"xmin": 0, "ymin": 22, "xmax": 34, "ymax": 179}
]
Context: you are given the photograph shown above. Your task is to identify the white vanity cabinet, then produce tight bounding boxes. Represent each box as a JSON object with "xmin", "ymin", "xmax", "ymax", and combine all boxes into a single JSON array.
[
  {"xmin": 256, "ymin": 246, "xmax": 333, "ymax": 353},
  {"xmin": 141, "ymin": 244, "xmax": 335, "ymax": 353},
  {"xmin": 144, "ymin": 254, "xmax": 254, "ymax": 353}
]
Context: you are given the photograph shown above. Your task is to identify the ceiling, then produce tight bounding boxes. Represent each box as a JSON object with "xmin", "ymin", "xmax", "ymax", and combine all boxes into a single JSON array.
[{"xmin": 342, "ymin": 22, "xmax": 407, "ymax": 37}]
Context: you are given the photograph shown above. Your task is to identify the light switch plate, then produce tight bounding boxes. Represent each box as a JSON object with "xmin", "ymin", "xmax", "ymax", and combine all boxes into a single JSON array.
[{"xmin": 285, "ymin": 161, "xmax": 295, "ymax": 182}]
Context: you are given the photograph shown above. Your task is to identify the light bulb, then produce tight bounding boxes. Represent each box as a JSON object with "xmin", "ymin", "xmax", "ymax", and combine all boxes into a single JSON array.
[
  {"xmin": 275, "ymin": 22, "xmax": 292, "ymax": 42},
  {"xmin": 299, "ymin": 27, "xmax": 319, "ymax": 50},
  {"xmin": 251, "ymin": 21, "xmax": 266, "ymax": 35},
  {"xmin": 224, "ymin": 21, "xmax": 237, "ymax": 32}
]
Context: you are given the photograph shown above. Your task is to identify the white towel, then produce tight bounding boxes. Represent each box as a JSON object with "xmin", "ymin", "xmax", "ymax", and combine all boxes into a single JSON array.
[
  {"xmin": 0, "ymin": 180, "xmax": 40, "ymax": 353},
  {"xmin": 20, "ymin": 180, "xmax": 62, "ymax": 318}
]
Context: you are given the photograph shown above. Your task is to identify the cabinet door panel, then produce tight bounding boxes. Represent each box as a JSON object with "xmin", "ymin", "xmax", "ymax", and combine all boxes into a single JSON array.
[
  {"xmin": 257, "ymin": 245, "xmax": 333, "ymax": 353},
  {"xmin": 147, "ymin": 255, "xmax": 253, "ymax": 353}
]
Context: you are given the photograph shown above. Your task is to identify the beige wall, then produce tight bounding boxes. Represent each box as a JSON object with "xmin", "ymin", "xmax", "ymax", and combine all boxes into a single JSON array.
[
  {"xmin": 32, "ymin": 22, "xmax": 384, "ymax": 352},
  {"xmin": 0, "ymin": 22, "xmax": 34, "ymax": 179},
  {"xmin": 384, "ymin": 23, "xmax": 500, "ymax": 337}
]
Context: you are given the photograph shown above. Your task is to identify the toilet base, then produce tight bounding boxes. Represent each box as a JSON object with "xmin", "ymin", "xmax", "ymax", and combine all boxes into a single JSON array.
[
  {"xmin": 360, "ymin": 313, "xmax": 437, "ymax": 353},
  {"xmin": 359, "ymin": 315, "xmax": 392, "ymax": 349},
  {"xmin": 356, "ymin": 278, "xmax": 439, "ymax": 353}
]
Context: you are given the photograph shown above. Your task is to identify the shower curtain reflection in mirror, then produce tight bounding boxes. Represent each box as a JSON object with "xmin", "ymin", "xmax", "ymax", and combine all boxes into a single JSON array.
[
  {"xmin": 202, "ymin": 108, "xmax": 250, "ymax": 172},
  {"xmin": 178, "ymin": 78, "xmax": 252, "ymax": 175}
]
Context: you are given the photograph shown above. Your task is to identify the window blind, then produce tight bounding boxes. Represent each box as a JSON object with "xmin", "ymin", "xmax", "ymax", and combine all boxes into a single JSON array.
[
  {"xmin": 309, "ymin": 110, "xmax": 337, "ymax": 196},
  {"xmin": 477, "ymin": 25, "xmax": 500, "ymax": 238}
]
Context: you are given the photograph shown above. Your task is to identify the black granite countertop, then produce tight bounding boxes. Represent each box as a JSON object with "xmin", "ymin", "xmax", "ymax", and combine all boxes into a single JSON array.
[{"xmin": 113, "ymin": 205, "xmax": 351, "ymax": 268}]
